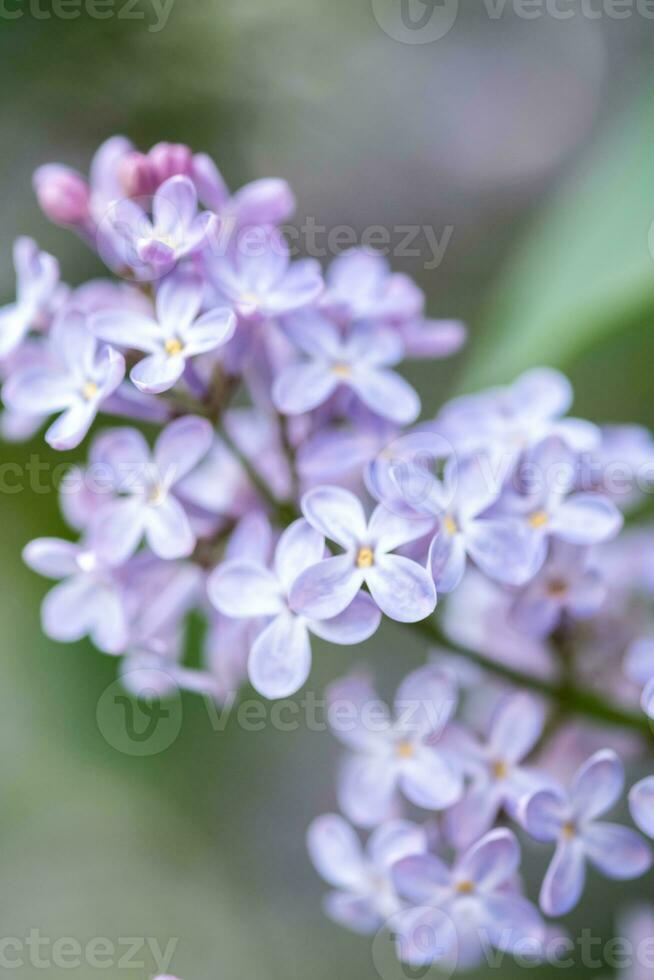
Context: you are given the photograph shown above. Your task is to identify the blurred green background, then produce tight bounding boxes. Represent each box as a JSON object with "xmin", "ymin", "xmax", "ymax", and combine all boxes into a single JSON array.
[{"xmin": 2, "ymin": 1, "xmax": 654, "ymax": 977}]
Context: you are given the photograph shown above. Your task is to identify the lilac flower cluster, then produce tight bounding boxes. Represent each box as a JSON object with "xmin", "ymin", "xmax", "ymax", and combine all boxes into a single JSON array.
[{"xmin": 4, "ymin": 138, "xmax": 654, "ymax": 974}]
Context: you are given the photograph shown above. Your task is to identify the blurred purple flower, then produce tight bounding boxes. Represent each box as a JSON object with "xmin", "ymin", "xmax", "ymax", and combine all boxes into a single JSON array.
[
  {"xmin": 208, "ymin": 227, "xmax": 323, "ymax": 320},
  {"xmin": 326, "ymin": 667, "xmax": 462, "ymax": 826},
  {"xmin": 87, "ymin": 416, "xmax": 213, "ymax": 563},
  {"xmin": 511, "ymin": 542, "xmax": 607, "ymax": 637},
  {"xmin": 624, "ymin": 637, "xmax": 654, "ymax": 721},
  {"xmin": 521, "ymin": 749, "xmax": 652, "ymax": 917},
  {"xmin": 23, "ymin": 536, "xmax": 129, "ymax": 653},
  {"xmin": 0, "ymin": 237, "xmax": 67, "ymax": 359},
  {"xmin": 3, "ymin": 310, "xmax": 125, "ymax": 450},
  {"xmin": 392, "ymin": 829, "xmax": 544, "ymax": 970},
  {"xmin": 274, "ymin": 315, "xmax": 420, "ymax": 425},
  {"xmin": 443, "ymin": 692, "xmax": 550, "ymax": 849},
  {"xmin": 629, "ymin": 776, "xmax": 654, "ymax": 840},
  {"xmin": 307, "ymin": 814, "xmax": 428, "ymax": 934}
]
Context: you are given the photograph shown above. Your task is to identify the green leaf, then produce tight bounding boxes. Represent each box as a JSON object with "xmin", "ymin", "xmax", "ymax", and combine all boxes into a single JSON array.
[{"xmin": 460, "ymin": 90, "xmax": 654, "ymax": 393}]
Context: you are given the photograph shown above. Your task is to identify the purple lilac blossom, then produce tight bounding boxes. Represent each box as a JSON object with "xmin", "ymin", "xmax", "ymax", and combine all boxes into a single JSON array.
[
  {"xmin": 505, "ymin": 437, "xmax": 623, "ymax": 563},
  {"xmin": 3, "ymin": 309, "xmax": 125, "ymax": 450},
  {"xmin": 392, "ymin": 829, "xmax": 545, "ymax": 971},
  {"xmin": 208, "ymin": 518, "xmax": 381, "ymax": 698},
  {"xmin": 326, "ymin": 667, "xmax": 462, "ymax": 826},
  {"xmin": 307, "ymin": 814, "xmax": 428, "ymax": 934},
  {"xmin": 624, "ymin": 638, "xmax": 654, "ymax": 720},
  {"xmin": 629, "ymin": 777, "xmax": 654, "ymax": 839},
  {"xmin": 90, "ymin": 270, "xmax": 235, "ymax": 393},
  {"xmin": 13, "ymin": 137, "xmax": 654, "ymax": 976},
  {"xmin": 98, "ymin": 175, "xmax": 216, "ymax": 278},
  {"xmin": 521, "ymin": 750, "xmax": 652, "ymax": 917},
  {"xmin": 86, "ymin": 417, "xmax": 213, "ymax": 563},
  {"xmin": 510, "ymin": 541, "xmax": 607, "ymax": 637},
  {"xmin": 443, "ymin": 692, "xmax": 551, "ymax": 849},
  {"xmin": 291, "ymin": 486, "xmax": 436, "ymax": 623},
  {"xmin": 0, "ymin": 237, "xmax": 66, "ymax": 359},
  {"xmin": 23, "ymin": 535, "xmax": 129, "ymax": 653},
  {"xmin": 208, "ymin": 226, "xmax": 323, "ymax": 320},
  {"xmin": 274, "ymin": 314, "xmax": 420, "ymax": 425}
]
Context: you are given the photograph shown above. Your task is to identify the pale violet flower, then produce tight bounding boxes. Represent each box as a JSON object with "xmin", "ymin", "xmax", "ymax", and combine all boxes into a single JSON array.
[
  {"xmin": 392, "ymin": 829, "xmax": 544, "ymax": 971},
  {"xmin": 3, "ymin": 309, "xmax": 125, "ymax": 450},
  {"xmin": 321, "ymin": 249, "xmax": 423, "ymax": 325},
  {"xmin": 90, "ymin": 270, "xmax": 235, "ymax": 393},
  {"xmin": 87, "ymin": 417, "xmax": 213, "ymax": 563},
  {"xmin": 208, "ymin": 226, "xmax": 323, "ymax": 320},
  {"xmin": 624, "ymin": 637, "xmax": 654, "ymax": 720},
  {"xmin": 425, "ymin": 454, "xmax": 544, "ymax": 593},
  {"xmin": 208, "ymin": 519, "xmax": 381, "ymax": 699},
  {"xmin": 443, "ymin": 692, "xmax": 551, "ymax": 849},
  {"xmin": 509, "ymin": 437, "xmax": 623, "ymax": 563},
  {"xmin": 23, "ymin": 536, "xmax": 129, "ymax": 654},
  {"xmin": 307, "ymin": 814, "xmax": 427, "ymax": 934},
  {"xmin": 521, "ymin": 750, "xmax": 652, "ymax": 917},
  {"xmin": 629, "ymin": 776, "xmax": 654, "ymax": 839},
  {"xmin": 291, "ymin": 486, "xmax": 436, "ymax": 623},
  {"xmin": 326, "ymin": 667, "xmax": 462, "ymax": 827},
  {"xmin": 435, "ymin": 368, "xmax": 600, "ymax": 463},
  {"xmin": 101, "ymin": 174, "xmax": 216, "ymax": 274},
  {"xmin": 274, "ymin": 315, "xmax": 420, "ymax": 425},
  {"xmin": 0, "ymin": 237, "xmax": 66, "ymax": 359},
  {"xmin": 511, "ymin": 542, "xmax": 607, "ymax": 637}
]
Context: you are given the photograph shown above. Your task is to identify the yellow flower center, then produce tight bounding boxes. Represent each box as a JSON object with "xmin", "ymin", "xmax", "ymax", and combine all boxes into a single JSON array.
[
  {"xmin": 356, "ymin": 546, "xmax": 375, "ymax": 569},
  {"xmin": 444, "ymin": 514, "xmax": 459, "ymax": 535},
  {"xmin": 395, "ymin": 740, "xmax": 414, "ymax": 759},
  {"xmin": 81, "ymin": 381, "xmax": 98, "ymax": 401},
  {"xmin": 332, "ymin": 362, "xmax": 352, "ymax": 380},
  {"xmin": 562, "ymin": 821, "xmax": 576, "ymax": 841},
  {"xmin": 492, "ymin": 759, "xmax": 509, "ymax": 780},
  {"xmin": 528, "ymin": 510, "xmax": 549, "ymax": 529},
  {"xmin": 456, "ymin": 880, "xmax": 475, "ymax": 895},
  {"xmin": 164, "ymin": 337, "xmax": 184, "ymax": 357}
]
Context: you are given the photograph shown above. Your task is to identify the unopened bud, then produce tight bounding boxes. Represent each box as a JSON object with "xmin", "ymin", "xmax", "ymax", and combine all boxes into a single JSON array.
[
  {"xmin": 33, "ymin": 164, "xmax": 90, "ymax": 227},
  {"xmin": 148, "ymin": 141, "xmax": 193, "ymax": 185}
]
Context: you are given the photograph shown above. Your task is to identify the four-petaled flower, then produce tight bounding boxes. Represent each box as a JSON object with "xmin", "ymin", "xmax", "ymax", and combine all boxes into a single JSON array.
[
  {"xmin": 443, "ymin": 692, "xmax": 552, "ymax": 849},
  {"xmin": 392, "ymin": 829, "xmax": 545, "ymax": 971},
  {"xmin": 208, "ymin": 518, "xmax": 381, "ymax": 699},
  {"xmin": 3, "ymin": 309, "xmax": 125, "ymax": 450},
  {"xmin": 291, "ymin": 486, "xmax": 436, "ymax": 624},
  {"xmin": 521, "ymin": 749, "xmax": 652, "ymax": 917},
  {"xmin": 326, "ymin": 667, "xmax": 462, "ymax": 826},
  {"xmin": 274, "ymin": 315, "xmax": 421, "ymax": 425},
  {"xmin": 90, "ymin": 270, "xmax": 235, "ymax": 393},
  {"xmin": 307, "ymin": 813, "xmax": 428, "ymax": 934},
  {"xmin": 23, "ymin": 536, "xmax": 129, "ymax": 653},
  {"xmin": 86, "ymin": 417, "xmax": 213, "ymax": 563}
]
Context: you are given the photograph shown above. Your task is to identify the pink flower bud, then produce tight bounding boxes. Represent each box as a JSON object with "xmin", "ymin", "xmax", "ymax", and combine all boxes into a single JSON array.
[
  {"xmin": 118, "ymin": 151, "xmax": 157, "ymax": 198},
  {"xmin": 33, "ymin": 164, "xmax": 90, "ymax": 227},
  {"xmin": 148, "ymin": 141, "xmax": 193, "ymax": 185}
]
